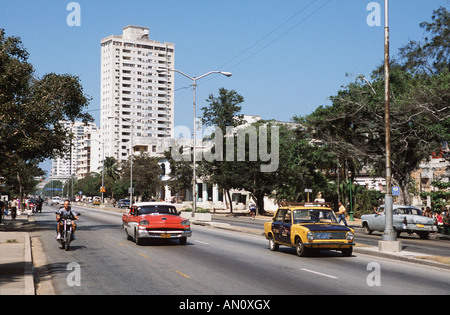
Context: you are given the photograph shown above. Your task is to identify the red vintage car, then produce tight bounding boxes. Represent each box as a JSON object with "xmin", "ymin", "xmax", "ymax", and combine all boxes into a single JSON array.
[{"xmin": 122, "ymin": 202, "xmax": 192, "ymax": 245}]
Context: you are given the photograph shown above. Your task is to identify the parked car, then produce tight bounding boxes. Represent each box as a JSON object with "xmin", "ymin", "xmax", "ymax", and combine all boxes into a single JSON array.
[
  {"xmin": 122, "ymin": 202, "xmax": 191, "ymax": 245},
  {"xmin": 93, "ymin": 196, "xmax": 101, "ymax": 205},
  {"xmin": 264, "ymin": 204, "xmax": 355, "ymax": 257},
  {"xmin": 361, "ymin": 205, "xmax": 437, "ymax": 239},
  {"xmin": 117, "ymin": 199, "xmax": 130, "ymax": 209}
]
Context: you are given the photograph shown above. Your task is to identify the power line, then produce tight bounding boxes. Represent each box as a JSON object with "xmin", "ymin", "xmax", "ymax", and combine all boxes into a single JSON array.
[
  {"xmin": 188, "ymin": 0, "xmax": 331, "ymax": 90},
  {"xmin": 217, "ymin": 0, "xmax": 320, "ymax": 70},
  {"xmin": 226, "ymin": 0, "xmax": 332, "ymax": 71},
  {"xmin": 171, "ymin": 1, "xmax": 332, "ymax": 103}
]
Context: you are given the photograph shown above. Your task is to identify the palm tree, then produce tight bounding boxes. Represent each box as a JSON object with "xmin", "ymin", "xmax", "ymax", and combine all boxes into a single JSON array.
[
  {"xmin": 103, "ymin": 157, "xmax": 120, "ymax": 182},
  {"xmin": 100, "ymin": 157, "xmax": 120, "ymax": 200}
]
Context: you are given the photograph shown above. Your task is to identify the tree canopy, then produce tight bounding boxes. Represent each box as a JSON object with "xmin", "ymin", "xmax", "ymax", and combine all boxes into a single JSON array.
[
  {"xmin": 1, "ymin": 28, "xmax": 92, "ymax": 200},
  {"xmin": 303, "ymin": 6, "xmax": 449, "ymax": 205},
  {"xmin": 0, "ymin": 29, "xmax": 93, "ymax": 167}
]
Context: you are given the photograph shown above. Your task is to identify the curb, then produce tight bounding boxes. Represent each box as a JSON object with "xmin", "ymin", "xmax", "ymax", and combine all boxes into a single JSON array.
[
  {"xmin": 353, "ymin": 246, "xmax": 450, "ymax": 270},
  {"xmin": 0, "ymin": 212, "xmax": 35, "ymax": 295},
  {"xmin": 24, "ymin": 233, "xmax": 35, "ymax": 295}
]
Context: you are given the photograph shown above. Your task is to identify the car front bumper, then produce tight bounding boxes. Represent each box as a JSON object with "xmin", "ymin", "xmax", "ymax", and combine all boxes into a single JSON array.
[
  {"xmin": 137, "ymin": 228, "xmax": 192, "ymax": 239},
  {"xmin": 304, "ymin": 241, "xmax": 355, "ymax": 249}
]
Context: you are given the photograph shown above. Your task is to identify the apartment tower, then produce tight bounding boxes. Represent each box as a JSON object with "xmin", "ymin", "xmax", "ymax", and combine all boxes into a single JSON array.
[
  {"xmin": 50, "ymin": 121, "xmax": 98, "ymax": 179},
  {"xmin": 100, "ymin": 26, "xmax": 175, "ymax": 162}
]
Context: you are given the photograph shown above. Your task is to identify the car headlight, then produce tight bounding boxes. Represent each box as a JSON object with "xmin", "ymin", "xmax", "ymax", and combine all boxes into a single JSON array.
[
  {"xmin": 307, "ymin": 231, "xmax": 314, "ymax": 241},
  {"xmin": 346, "ymin": 232, "xmax": 354, "ymax": 241},
  {"xmin": 139, "ymin": 220, "xmax": 149, "ymax": 226},
  {"xmin": 181, "ymin": 220, "xmax": 190, "ymax": 226}
]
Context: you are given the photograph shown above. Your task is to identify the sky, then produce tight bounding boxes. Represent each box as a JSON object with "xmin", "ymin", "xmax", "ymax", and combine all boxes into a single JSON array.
[{"xmin": 0, "ymin": 0, "xmax": 447, "ymax": 173}]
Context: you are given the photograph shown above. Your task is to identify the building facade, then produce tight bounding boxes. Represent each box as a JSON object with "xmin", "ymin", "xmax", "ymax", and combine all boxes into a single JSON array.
[
  {"xmin": 100, "ymin": 25, "xmax": 175, "ymax": 163},
  {"xmin": 50, "ymin": 121, "xmax": 98, "ymax": 179}
]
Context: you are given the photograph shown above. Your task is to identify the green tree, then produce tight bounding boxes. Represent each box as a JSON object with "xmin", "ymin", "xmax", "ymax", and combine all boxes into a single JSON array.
[
  {"xmin": 0, "ymin": 29, "xmax": 91, "ymax": 204},
  {"xmin": 103, "ymin": 157, "xmax": 120, "ymax": 182},
  {"xmin": 120, "ymin": 154, "xmax": 162, "ymax": 201},
  {"xmin": 200, "ymin": 88, "xmax": 246, "ymax": 213},
  {"xmin": 201, "ymin": 88, "xmax": 244, "ymax": 130},
  {"xmin": 74, "ymin": 173, "xmax": 101, "ymax": 197},
  {"xmin": 2, "ymin": 161, "xmax": 44, "ymax": 208},
  {"xmin": 164, "ymin": 149, "xmax": 192, "ymax": 198},
  {"xmin": 421, "ymin": 181, "xmax": 450, "ymax": 211},
  {"xmin": 101, "ymin": 156, "xmax": 120, "ymax": 199},
  {"xmin": 273, "ymin": 123, "xmax": 332, "ymax": 204},
  {"xmin": 398, "ymin": 6, "xmax": 449, "ymax": 75},
  {"xmin": 0, "ymin": 29, "xmax": 92, "ymax": 166},
  {"xmin": 304, "ymin": 7, "xmax": 450, "ymax": 205}
]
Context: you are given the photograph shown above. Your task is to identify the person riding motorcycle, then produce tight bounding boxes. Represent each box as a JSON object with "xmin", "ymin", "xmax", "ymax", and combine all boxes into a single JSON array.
[{"xmin": 56, "ymin": 200, "xmax": 79, "ymax": 240}]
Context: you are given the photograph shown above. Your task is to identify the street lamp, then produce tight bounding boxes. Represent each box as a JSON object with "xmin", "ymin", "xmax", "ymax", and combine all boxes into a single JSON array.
[{"xmin": 157, "ymin": 68, "xmax": 232, "ymax": 215}]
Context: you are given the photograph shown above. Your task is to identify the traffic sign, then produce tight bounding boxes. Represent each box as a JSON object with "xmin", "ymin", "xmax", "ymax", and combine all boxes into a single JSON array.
[{"xmin": 392, "ymin": 186, "xmax": 400, "ymax": 196}]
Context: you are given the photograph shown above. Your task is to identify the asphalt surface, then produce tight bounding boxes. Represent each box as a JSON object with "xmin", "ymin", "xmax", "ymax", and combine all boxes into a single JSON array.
[
  {"xmin": 1, "ymin": 204, "xmax": 449, "ymax": 295},
  {"xmin": 211, "ymin": 213, "xmax": 450, "ymax": 257}
]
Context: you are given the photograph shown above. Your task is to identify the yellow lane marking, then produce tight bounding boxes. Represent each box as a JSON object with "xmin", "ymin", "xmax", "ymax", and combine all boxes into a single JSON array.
[
  {"xmin": 139, "ymin": 252, "xmax": 149, "ymax": 259},
  {"xmin": 175, "ymin": 270, "xmax": 191, "ymax": 279}
]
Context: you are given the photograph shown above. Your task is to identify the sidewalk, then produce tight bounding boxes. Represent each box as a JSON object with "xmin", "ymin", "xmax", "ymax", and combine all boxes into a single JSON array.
[{"xmin": 0, "ymin": 213, "xmax": 34, "ymax": 295}]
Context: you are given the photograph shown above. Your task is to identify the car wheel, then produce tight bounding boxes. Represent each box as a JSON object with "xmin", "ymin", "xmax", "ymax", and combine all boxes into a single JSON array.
[
  {"xmin": 418, "ymin": 232, "xmax": 430, "ymax": 240},
  {"xmin": 268, "ymin": 235, "xmax": 279, "ymax": 251},
  {"xmin": 179, "ymin": 237, "xmax": 187, "ymax": 245},
  {"xmin": 364, "ymin": 223, "xmax": 373, "ymax": 235},
  {"xmin": 341, "ymin": 247, "xmax": 353, "ymax": 257},
  {"xmin": 135, "ymin": 229, "xmax": 143, "ymax": 246},
  {"xmin": 295, "ymin": 237, "xmax": 309, "ymax": 257}
]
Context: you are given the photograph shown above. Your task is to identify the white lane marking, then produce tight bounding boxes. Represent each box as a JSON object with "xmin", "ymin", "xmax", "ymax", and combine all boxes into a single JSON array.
[
  {"xmin": 195, "ymin": 240, "xmax": 210, "ymax": 245},
  {"xmin": 301, "ymin": 268, "xmax": 338, "ymax": 279}
]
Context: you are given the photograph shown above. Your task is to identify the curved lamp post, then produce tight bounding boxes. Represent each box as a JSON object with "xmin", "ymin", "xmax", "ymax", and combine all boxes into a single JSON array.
[{"xmin": 157, "ymin": 68, "xmax": 232, "ymax": 215}]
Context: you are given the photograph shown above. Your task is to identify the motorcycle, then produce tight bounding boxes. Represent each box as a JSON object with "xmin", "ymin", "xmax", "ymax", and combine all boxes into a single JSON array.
[{"xmin": 56, "ymin": 213, "xmax": 80, "ymax": 251}]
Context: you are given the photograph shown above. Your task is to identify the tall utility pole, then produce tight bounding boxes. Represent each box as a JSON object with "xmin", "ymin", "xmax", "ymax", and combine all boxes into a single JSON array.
[
  {"xmin": 380, "ymin": 0, "xmax": 401, "ymax": 251},
  {"xmin": 156, "ymin": 68, "xmax": 232, "ymax": 215}
]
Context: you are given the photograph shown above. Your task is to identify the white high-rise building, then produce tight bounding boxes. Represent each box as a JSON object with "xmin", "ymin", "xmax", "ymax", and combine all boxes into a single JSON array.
[
  {"xmin": 100, "ymin": 25, "xmax": 175, "ymax": 163},
  {"xmin": 50, "ymin": 121, "xmax": 98, "ymax": 179}
]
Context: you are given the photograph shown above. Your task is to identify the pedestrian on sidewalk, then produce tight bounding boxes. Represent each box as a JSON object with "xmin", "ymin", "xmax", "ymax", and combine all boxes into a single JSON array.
[
  {"xmin": 424, "ymin": 206, "xmax": 433, "ymax": 218},
  {"xmin": 11, "ymin": 198, "xmax": 18, "ymax": 220},
  {"xmin": 442, "ymin": 209, "xmax": 450, "ymax": 235},
  {"xmin": 0, "ymin": 199, "xmax": 4, "ymax": 223},
  {"xmin": 337, "ymin": 202, "xmax": 348, "ymax": 227}
]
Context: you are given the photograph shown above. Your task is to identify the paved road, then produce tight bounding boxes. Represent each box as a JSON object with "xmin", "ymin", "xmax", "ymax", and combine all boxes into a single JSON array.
[
  {"xmin": 212, "ymin": 214, "xmax": 450, "ymax": 257},
  {"xmin": 34, "ymin": 205, "xmax": 450, "ymax": 295}
]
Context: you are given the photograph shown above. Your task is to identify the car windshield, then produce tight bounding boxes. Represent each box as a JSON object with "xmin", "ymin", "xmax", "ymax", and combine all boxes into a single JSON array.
[
  {"xmin": 137, "ymin": 205, "xmax": 178, "ymax": 216},
  {"xmin": 293, "ymin": 209, "xmax": 337, "ymax": 224}
]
